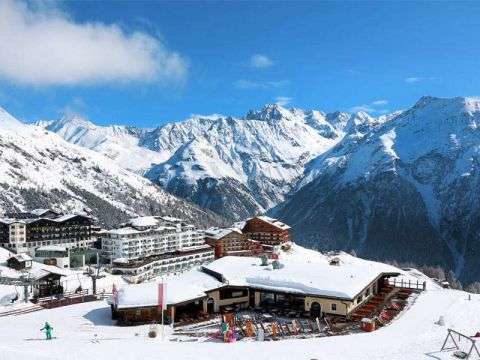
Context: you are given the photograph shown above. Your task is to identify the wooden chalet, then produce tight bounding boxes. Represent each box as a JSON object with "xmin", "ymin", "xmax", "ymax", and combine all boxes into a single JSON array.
[
  {"xmin": 204, "ymin": 227, "xmax": 263, "ymax": 258},
  {"xmin": 242, "ymin": 216, "xmax": 291, "ymax": 246},
  {"xmin": 30, "ymin": 269, "xmax": 65, "ymax": 298},
  {"xmin": 7, "ymin": 253, "xmax": 33, "ymax": 270}
]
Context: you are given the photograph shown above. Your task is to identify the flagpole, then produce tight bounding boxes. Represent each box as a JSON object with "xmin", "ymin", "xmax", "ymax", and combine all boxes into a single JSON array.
[{"xmin": 161, "ymin": 276, "xmax": 164, "ymax": 341}]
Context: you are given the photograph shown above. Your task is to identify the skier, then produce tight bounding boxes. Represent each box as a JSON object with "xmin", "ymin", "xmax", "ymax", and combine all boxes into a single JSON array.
[{"xmin": 40, "ymin": 322, "xmax": 53, "ymax": 340}]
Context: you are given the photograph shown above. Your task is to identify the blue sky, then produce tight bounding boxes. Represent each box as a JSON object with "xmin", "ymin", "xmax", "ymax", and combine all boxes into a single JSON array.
[{"xmin": 1, "ymin": 1, "xmax": 480, "ymax": 127}]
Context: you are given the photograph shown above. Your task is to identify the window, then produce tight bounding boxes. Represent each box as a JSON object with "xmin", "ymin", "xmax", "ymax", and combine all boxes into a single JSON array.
[{"xmin": 331, "ymin": 303, "xmax": 337, "ymax": 311}]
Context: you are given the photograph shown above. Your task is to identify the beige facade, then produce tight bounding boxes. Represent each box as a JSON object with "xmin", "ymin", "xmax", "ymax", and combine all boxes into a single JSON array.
[
  {"xmin": 205, "ymin": 288, "xmax": 250, "ymax": 312},
  {"xmin": 304, "ymin": 280, "xmax": 378, "ymax": 316}
]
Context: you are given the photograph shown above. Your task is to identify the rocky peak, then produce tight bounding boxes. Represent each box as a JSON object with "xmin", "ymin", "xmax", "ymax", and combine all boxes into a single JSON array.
[{"xmin": 245, "ymin": 103, "xmax": 294, "ymax": 122}]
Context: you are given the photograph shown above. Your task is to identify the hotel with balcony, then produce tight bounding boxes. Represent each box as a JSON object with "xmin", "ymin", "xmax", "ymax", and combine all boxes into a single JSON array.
[{"xmin": 101, "ymin": 216, "xmax": 214, "ymax": 283}]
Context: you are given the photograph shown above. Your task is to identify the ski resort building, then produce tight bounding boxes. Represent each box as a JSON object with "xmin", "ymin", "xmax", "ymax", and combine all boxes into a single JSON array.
[
  {"xmin": 101, "ymin": 216, "xmax": 214, "ymax": 282},
  {"xmin": 204, "ymin": 227, "xmax": 263, "ymax": 258},
  {"xmin": 111, "ymin": 250, "xmax": 401, "ymax": 325},
  {"xmin": 6, "ymin": 253, "xmax": 33, "ymax": 270},
  {"xmin": 0, "ymin": 209, "xmax": 95, "ymax": 254},
  {"xmin": 242, "ymin": 216, "xmax": 291, "ymax": 246},
  {"xmin": 34, "ymin": 246, "xmax": 70, "ymax": 269}
]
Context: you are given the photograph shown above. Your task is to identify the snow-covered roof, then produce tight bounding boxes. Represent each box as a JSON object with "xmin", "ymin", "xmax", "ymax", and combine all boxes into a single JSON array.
[
  {"xmin": 107, "ymin": 227, "xmax": 142, "ymax": 236},
  {"xmin": 129, "ymin": 216, "xmax": 159, "ymax": 228},
  {"xmin": 178, "ymin": 244, "xmax": 212, "ymax": 252},
  {"xmin": 29, "ymin": 268, "xmax": 67, "ymax": 280},
  {"xmin": 1, "ymin": 213, "xmax": 89, "ymax": 225},
  {"xmin": 106, "ymin": 225, "xmax": 176, "ymax": 236},
  {"xmin": 0, "ymin": 218, "xmax": 25, "ymax": 225},
  {"xmin": 112, "ymin": 258, "xmax": 129, "ymax": 264},
  {"xmin": 161, "ymin": 216, "xmax": 183, "ymax": 223},
  {"xmin": 203, "ymin": 248, "xmax": 399, "ymax": 300},
  {"xmin": 116, "ymin": 269, "xmax": 223, "ymax": 309},
  {"xmin": 36, "ymin": 245, "xmax": 68, "ymax": 253},
  {"xmin": 205, "ymin": 227, "xmax": 242, "ymax": 240},
  {"xmin": 30, "ymin": 208, "xmax": 54, "ymax": 216},
  {"xmin": 8, "ymin": 253, "xmax": 32, "ymax": 262},
  {"xmin": 251, "ymin": 216, "xmax": 291, "ymax": 230},
  {"xmin": 51, "ymin": 214, "xmax": 81, "ymax": 222},
  {"xmin": 232, "ymin": 221, "xmax": 246, "ymax": 231}
]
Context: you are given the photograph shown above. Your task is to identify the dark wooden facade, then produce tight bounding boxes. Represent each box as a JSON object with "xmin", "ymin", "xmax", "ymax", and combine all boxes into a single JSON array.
[
  {"xmin": 7, "ymin": 255, "xmax": 32, "ymax": 270},
  {"xmin": 26, "ymin": 215, "xmax": 92, "ymax": 244},
  {"xmin": 33, "ymin": 273, "xmax": 64, "ymax": 298},
  {"xmin": 205, "ymin": 231, "xmax": 260, "ymax": 258},
  {"xmin": 242, "ymin": 217, "xmax": 290, "ymax": 246},
  {"xmin": 0, "ymin": 222, "xmax": 8, "ymax": 244}
]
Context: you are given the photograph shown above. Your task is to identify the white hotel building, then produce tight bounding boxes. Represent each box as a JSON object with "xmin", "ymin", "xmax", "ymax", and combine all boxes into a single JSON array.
[{"xmin": 101, "ymin": 216, "xmax": 214, "ymax": 283}]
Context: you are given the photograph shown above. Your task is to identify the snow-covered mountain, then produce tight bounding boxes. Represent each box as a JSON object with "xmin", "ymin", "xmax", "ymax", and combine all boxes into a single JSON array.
[
  {"xmin": 0, "ymin": 108, "xmax": 224, "ymax": 227},
  {"xmin": 40, "ymin": 115, "xmax": 166, "ymax": 174},
  {"xmin": 43, "ymin": 104, "xmax": 379, "ymax": 220},
  {"xmin": 273, "ymin": 96, "xmax": 480, "ymax": 283}
]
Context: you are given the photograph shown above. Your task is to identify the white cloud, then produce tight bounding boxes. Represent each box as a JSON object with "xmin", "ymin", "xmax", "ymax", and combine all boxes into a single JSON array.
[
  {"xmin": 349, "ymin": 104, "xmax": 375, "ymax": 113},
  {"xmin": 349, "ymin": 99, "xmax": 391, "ymax": 114},
  {"xmin": 275, "ymin": 96, "xmax": 292, "ymax": 107},
  {"xmin": 249, "ymin": 54, "xmax": 274, "ymax": 68},
  {"xmin": 372, "ymin": 99, "xmax": 388, "ymax": 106},
  {"xmin": 404, "ymin": 76, "xmax": 437, "ymax": 84},
  {"xmin": 233, "ymin": 79, "xmax": 288, "ymax": 90},
  {"xmin": 405, "ymin": 77, "xmax": 421, "ymax": 83},
  {"xmin": 0, "ymin": 0, "xmax": 187, "ymax": 86}
]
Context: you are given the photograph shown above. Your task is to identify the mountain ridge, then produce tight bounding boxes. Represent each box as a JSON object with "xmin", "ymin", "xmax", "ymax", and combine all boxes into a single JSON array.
[
  {"xmin": 0, "ymin": 108, "xmax": 225, "ymax": 228},
  {"xmin": 272, "ymin": 96, "xmax": 480, "ymax": 283},
  {"xmin": 41, "ymin": 104, "xmax": 374, "ymax": 220}
]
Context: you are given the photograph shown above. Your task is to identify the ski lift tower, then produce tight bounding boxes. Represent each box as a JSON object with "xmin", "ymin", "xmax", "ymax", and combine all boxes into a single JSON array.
[{"xmin": 0, "ymin": 270, "xmax": 36, "ymax": 303}]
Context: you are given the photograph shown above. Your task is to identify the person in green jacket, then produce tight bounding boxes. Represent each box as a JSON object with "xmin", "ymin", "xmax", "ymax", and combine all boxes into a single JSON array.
[{"xmin": 40, "ymin": 322, "xmax": 53, "ymax": 340}]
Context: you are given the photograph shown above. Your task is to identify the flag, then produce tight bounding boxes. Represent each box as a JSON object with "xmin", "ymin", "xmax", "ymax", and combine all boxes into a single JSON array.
[{"xmin": 158, "ymin": 282, "xmax": 166, "ymax": 311}]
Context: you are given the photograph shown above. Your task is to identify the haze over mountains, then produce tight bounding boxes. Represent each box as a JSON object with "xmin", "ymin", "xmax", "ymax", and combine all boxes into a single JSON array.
[{"xmin": 8, "ymin": 95, "xmax": 480, "ymax": 282}]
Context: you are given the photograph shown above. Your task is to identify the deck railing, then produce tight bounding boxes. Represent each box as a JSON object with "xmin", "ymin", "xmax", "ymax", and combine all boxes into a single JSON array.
[{"xmin": 387, "ymin": 278, "xmax": 426, "ymax": 291}]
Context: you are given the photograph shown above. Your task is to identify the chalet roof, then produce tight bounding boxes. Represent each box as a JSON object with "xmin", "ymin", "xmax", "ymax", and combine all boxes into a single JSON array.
[
  {"xmin": 232, "ymin": 221, "xmax": 246, "ymax": 231},
  {"xmin": 30, "ymin": 208, "xmax": 57, "ymax": 216},
  {"xmin": 203, "ymin": 251, "xmax": 399, "ymax": 301},
  {"xmin": 248, "ymin": 216, "xmax": 291, "ymax": 231},
  {"xmin": 116, "ymin": 269, "xmax": 223, "ymax": 309},
  {"xmin": 29, "ymin": 268, "xmax": 67, "ymax": 281},
  {"xmin": 8, "ymin": 253, "xmax": 32, "ymax": 262},
  {"xmin": 204, "ymin": 227, "xmax": 242, "ymax": 241},
  {"xmin": 0, "ymin": 213, "xmax": 92, "ymax": 225}
]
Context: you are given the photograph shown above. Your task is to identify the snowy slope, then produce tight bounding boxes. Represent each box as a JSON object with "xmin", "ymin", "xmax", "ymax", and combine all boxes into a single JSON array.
[
  {"xmin": 0, "ymin": 270, "xmax": 475, "ymax": 359},
  {"xmin": 44, "ymin": 104, "xmax": 380, "ymax": 220},
  {"xmin": 0, "ymin": 245, "xmax": 459, "ymax": 360},
  {"xmin": 0, "ymin": 108, "xmax": 224, "ymax": 227},
  {"xmin": 274, "ymin": 96, "xmax": 480, "ymax": 283}
]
